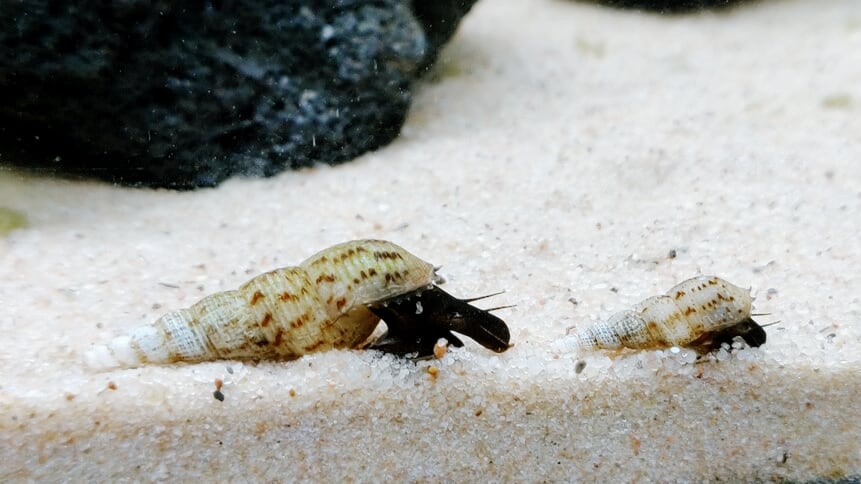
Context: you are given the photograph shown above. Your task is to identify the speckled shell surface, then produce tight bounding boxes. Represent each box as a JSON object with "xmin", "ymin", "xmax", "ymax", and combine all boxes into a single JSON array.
[
  {"xmin": 561, "ymin": 276, "xmax": 753, "ymax": 352},
  {"xmin": 86, "ymin": 239, "xmax": 440, "ymax": 368}
]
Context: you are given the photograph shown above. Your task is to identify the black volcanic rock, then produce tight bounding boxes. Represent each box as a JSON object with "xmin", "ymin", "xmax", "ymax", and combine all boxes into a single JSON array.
[{"xmin": 0, "ymin": 0, "xmax": 477, "ymax": 189}]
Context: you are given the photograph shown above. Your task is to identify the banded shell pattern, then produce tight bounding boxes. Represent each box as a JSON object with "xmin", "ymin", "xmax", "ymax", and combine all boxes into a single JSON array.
[
  {"xmin": 558, "ymin": 276, "xmax": 767, "ymax": 353},
  {"xmin": 86, "ymin": 240, "xmax": 442, "ymax": 368}
]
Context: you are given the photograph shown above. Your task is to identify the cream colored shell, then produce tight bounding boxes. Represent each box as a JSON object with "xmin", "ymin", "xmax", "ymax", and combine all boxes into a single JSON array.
[
  {"xmin": 557, "ymin": 276, "xmax": 754, "ymax": 352},
  {"xmin": 85, "ymin": 239, "xmax": 440, "ymax": 368}
]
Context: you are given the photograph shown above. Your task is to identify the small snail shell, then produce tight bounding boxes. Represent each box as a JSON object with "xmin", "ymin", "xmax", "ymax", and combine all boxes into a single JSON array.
[
  {"xmin": 86, "ymin": 240, "xmax": 440, "ymax": 368},
  {"xmin": 557, "ymin": 276, "xmax": 767, "ymax": 354}
]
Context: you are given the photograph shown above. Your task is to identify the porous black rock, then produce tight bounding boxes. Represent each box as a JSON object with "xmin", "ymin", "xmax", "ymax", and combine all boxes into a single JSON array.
[{"xmin": 0, "ymin": 0, "xmax": 477, "ymax": 189}]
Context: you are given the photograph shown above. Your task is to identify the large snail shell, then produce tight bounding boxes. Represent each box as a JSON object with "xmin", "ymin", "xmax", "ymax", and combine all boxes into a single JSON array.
[
  {"xmin": 85, "ymin": 239, "xmax": 440, "ymax": 368},
  {"xmin": 559, "ymin": 276, "xmax": 765, "ymax": 354}
]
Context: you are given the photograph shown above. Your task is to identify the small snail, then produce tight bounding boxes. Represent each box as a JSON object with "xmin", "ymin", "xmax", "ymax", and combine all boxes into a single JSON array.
[
  {"xmin": 557, "ymin": 276, "xmax": 767, "ymax": 354},
  {"xmin": 86, "ymin": 239, "xmax": 511, "ymax": 368}
]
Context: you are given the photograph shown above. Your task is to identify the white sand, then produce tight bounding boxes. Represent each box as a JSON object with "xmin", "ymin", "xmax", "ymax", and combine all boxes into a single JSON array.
[{"xmin": 1, "ymin": 0, "xmax": 859, "ymax": 480}]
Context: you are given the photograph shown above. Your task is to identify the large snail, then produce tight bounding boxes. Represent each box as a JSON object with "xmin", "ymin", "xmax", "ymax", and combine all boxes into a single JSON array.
[{"xmin": 86, "ymin": 239, "xmax": 511, "ymax": 368}]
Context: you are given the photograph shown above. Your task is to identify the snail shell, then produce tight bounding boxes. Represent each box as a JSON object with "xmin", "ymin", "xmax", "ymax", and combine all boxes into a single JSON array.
[
  {"xmin": 558, "ymin": 276, "xmax": 766, "ymax": 354},
  {"xmin": 86, "ymin": 240, "xmax": 441, "ymax": 368}
]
